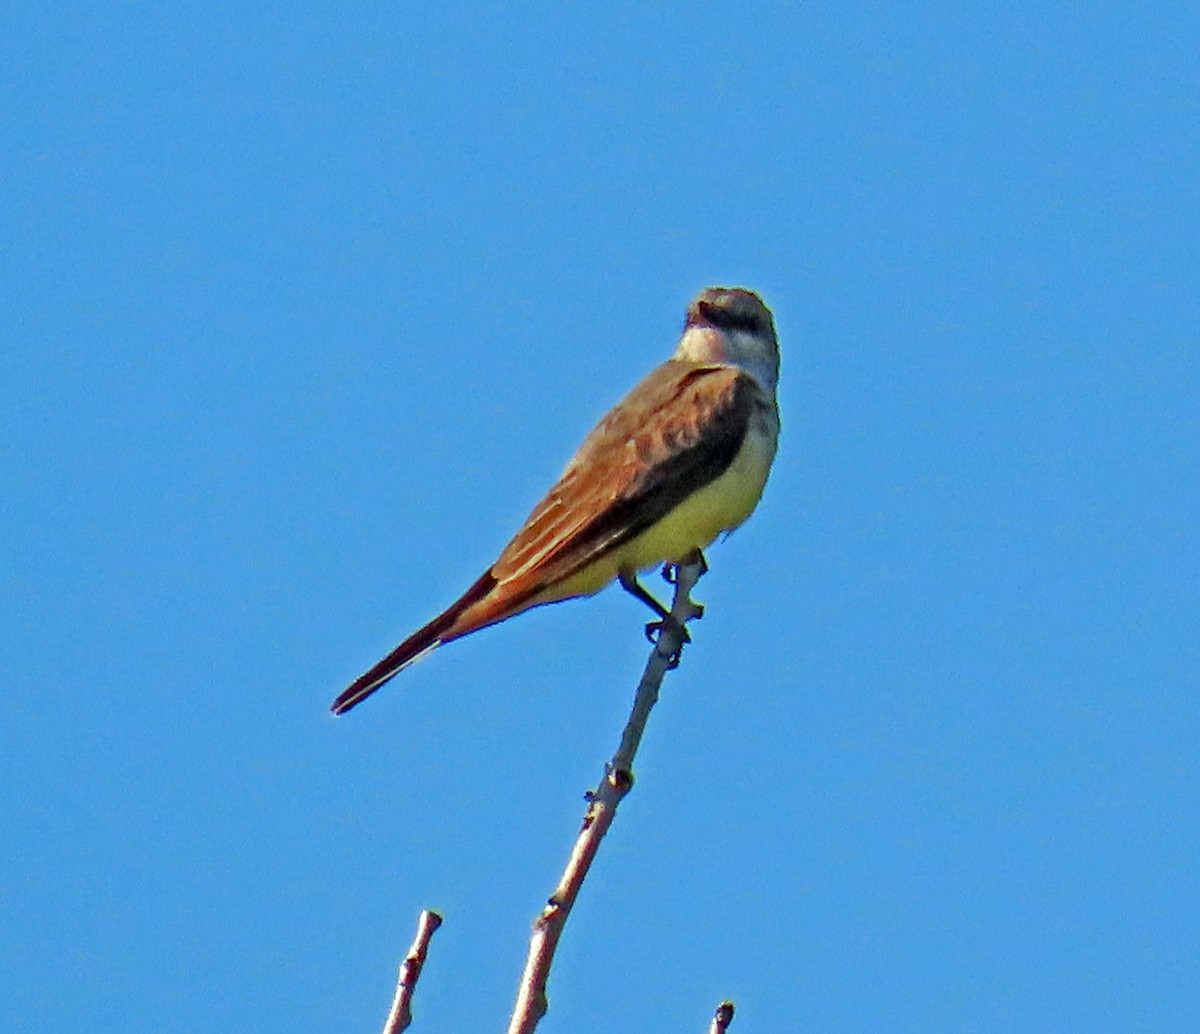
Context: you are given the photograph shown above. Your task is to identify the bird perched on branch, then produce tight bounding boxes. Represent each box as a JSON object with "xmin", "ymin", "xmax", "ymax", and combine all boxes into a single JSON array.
[{"xmin": 333, "ymin": 286, "xmax": 780, "ymax": 715}]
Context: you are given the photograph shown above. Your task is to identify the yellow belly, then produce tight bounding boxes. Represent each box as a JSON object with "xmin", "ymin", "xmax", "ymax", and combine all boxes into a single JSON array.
[{"xmin": 543, "ymin": 424, "xmax": 777, "ymax": 601}]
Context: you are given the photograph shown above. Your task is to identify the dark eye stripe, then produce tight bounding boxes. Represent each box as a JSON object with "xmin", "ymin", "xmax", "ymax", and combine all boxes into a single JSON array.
[{"xmin": 700, "ymin": 302, "xmax": 761, "ymax": 332}]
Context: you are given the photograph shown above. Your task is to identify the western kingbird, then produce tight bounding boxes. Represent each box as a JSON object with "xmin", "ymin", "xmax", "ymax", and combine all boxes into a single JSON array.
[{"xmin": 333, "ymin": 286, "xmax": 780, "ymax": 714}]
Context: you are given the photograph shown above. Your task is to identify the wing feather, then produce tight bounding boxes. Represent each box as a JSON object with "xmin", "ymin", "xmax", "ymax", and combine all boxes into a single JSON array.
[{"xmin": 488, "ymin": 361, "xmax": 760, "ymax": 594}]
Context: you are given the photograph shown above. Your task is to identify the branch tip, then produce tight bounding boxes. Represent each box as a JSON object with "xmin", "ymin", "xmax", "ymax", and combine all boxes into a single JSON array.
[
  {"xmin": 380, "ymin": 908, "xmax": 444, "ymax": 1034},
  {"xmin": 708, "ymin": 999, "xmax": 735, "ymax": 1033}
]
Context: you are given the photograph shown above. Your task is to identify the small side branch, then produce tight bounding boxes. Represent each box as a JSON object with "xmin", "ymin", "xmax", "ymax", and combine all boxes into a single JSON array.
[
  {"xmin": 381, "ymin": 909, "xmax": 443, "ymax": 1034},
  {"xmin": 506, "ymin": 557, "xmax": 706, "ymax": 1034},
  {"xmin": 708, "ymin": 999, "xmax": 735, "ymax": 1033}
]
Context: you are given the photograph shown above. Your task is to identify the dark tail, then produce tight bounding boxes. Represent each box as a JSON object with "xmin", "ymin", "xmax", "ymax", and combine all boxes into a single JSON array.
[{"xmin": 331, "ymin": 571, "xmax": 497, "ymax": 715}]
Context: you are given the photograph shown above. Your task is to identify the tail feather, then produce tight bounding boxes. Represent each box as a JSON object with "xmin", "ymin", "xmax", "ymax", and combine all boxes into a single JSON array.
[{"xmin": 331, "ymin": 570, "xmax": 497, "ymax": 715}]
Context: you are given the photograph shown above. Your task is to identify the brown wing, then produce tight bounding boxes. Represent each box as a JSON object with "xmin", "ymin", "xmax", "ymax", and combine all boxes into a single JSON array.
[
  {"xmin": 332, "ymin": 361, "xmax": 761, "ymax": 715},
  {"xmin": 488, "ymin": 360, "xmax": 760, "ymax": 593}
]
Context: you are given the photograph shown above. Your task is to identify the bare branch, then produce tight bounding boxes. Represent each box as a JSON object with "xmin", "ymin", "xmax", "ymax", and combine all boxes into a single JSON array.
[
  {"xmin": 381, "ymin": 909, "xmax": 443, "ymax": 1034},
  {"xmin": 708, "ymin": 999, "xmax": 735, "ymax": 1033},
  {"xmin": 506, "ymin": 557, "xmax": 706, "ymax": 1034}
]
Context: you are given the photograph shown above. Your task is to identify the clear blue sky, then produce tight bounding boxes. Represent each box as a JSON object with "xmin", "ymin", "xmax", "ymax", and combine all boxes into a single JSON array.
[{"xmin": 4, "ymin": 5, "xmax": 1197, "ymax": 1031}]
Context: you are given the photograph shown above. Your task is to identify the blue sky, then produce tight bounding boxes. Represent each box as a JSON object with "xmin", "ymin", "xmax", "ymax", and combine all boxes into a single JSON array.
[{"xmin": 3, "ymin": 5, "xmax": 1197, "ymax": 1031}]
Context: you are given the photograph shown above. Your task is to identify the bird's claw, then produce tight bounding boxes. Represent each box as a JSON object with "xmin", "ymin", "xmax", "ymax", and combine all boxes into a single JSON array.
[
  {"xmin": 661, "ymin": 550, "xmax": 709, "ymax": 586},
  {"xmin": 644, "ymin": 616, "xmax": 691, "ymax": 668},
  {"xmin": 643, "ymin": 616, "xmax": 691, "ymax": 645}
]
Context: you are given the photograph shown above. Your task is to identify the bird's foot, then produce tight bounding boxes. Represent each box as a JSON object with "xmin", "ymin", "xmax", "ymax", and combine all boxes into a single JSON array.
[
  {"xmin": 644, "ymin": 615, "xmax": 692, "ymax": 667},
  {"xmin": 661, "ymin": 548, "xmax": 709, "ymax": 586}
]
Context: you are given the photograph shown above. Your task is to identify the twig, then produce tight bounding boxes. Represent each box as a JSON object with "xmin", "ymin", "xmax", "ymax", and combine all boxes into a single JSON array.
[
  {"xmin": 381, "ymin": 909, "xmax": 443, "ymax": 1034},
  {"xmin": 708, "ymin": 999, "xmax": 735, "ymax": 1033},
  {"xmin": 506, "ymin": 557, "xmax": 706, "ymax": 1034}
]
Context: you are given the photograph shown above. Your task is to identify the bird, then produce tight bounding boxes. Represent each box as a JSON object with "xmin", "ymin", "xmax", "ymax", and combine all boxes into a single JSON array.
[{"xmin": 332, "ymin": 286, "xmax": 780, "ymax": 715}]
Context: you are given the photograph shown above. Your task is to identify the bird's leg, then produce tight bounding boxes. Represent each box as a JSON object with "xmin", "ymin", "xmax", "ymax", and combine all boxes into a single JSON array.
[
  {"xmin": 660, "ymin": 550, "xmax": 707, "ymax": 619},
  {"xmin": 619, "ymin": 570, "xmax": 670, "ymax": 619},
  {"xmin": 647, "ymin": 551, "xmax": 709, "ymax": 668},
  {"xmin": 619, "ymin": 569, "xmax": 693, "ymax": 650}
]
